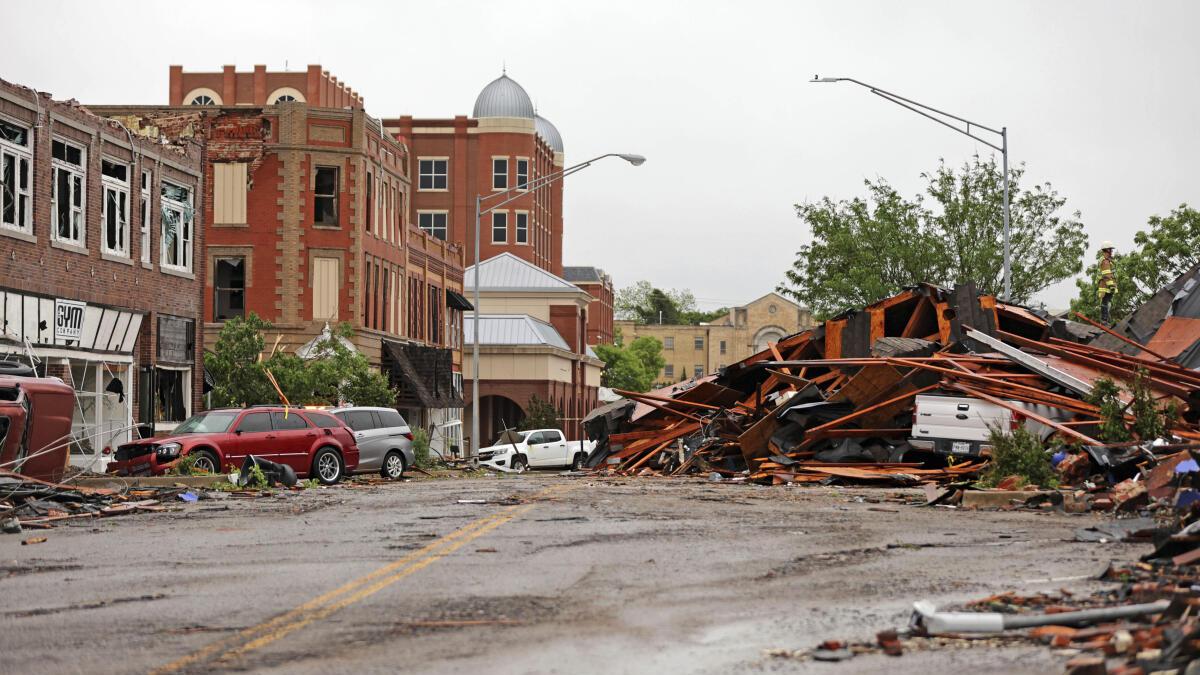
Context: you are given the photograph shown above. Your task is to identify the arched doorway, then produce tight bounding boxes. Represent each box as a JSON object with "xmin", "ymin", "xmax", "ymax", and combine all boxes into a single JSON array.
[
  {"xmin": 465, "ymin": 394, "xmax": 526, "ymax": 449},
  {"xmin": 752, "ymin": 325, "xmax": 788, "ymax": 354}
]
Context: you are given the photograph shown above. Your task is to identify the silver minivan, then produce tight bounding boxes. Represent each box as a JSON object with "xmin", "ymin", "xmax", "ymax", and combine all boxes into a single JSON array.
[{"xmin": 331, "ymin": 407, "xmax": 415, "ymax": 479}]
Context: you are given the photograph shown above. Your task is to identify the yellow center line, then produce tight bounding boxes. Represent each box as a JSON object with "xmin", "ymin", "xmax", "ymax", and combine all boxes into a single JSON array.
[{"xmin": 152, "ymin": 485, "xmax": 567, "ymax": 674}]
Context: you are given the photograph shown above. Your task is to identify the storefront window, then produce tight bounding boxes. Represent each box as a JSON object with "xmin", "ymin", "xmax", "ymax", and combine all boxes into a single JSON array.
[
  {"xmin": 67, "ymin": 360, "xmax": 130, "ymax": 462},
  {"xmin": 155, "ymin": 368, "xmax": 190, "ymax": 424}
]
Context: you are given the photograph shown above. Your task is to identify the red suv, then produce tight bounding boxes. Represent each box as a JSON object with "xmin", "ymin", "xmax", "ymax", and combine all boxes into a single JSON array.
[{"xmin": 106, "ymin": 407, "xmax": 359, "ymax": 484}]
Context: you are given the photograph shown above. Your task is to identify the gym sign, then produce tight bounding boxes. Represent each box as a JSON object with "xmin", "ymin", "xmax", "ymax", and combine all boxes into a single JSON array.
[{"xmin": 54, "ymin": 299, "xmax": 86, "ymax": 341}]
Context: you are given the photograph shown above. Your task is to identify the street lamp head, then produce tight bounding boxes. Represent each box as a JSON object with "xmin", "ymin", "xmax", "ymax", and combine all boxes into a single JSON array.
[
  {"xmin": 617, "ymin": 153, "xmax": 646, "ymax": 166},
  {"xmin": 811, "ymin": 75, "xmax": 845, "ymax": 83}
]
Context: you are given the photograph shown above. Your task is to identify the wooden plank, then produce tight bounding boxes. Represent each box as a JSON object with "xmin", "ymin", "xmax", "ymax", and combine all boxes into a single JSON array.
[
  {"xmin": 900, "ymin": 297, "xmax": 933, "ymax": 339},
  {"xmin": 737, "ymin": 413, "xmax": 780, "ymax": 467}
]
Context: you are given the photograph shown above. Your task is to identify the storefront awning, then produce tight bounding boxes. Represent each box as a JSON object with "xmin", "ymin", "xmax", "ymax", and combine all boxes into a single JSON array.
[
  {"xmin": 445, "ymin": 290, "xmax": 474, "ymax": 311},
  {"xmin": 382, "ymin": 341, "xmax": 464, "ymax": 409}
]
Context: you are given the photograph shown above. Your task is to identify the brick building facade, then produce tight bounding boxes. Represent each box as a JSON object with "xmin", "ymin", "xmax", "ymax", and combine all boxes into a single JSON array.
[
  {"xmin": 0, "ymin": 78, "xmax": 205, "ymax": 468},
  {"xmin": 95, "ymin": 83, "xmax": 470, "ymax": 454},
  {"xmin": 563, "ymin": 266, "xmax": 614, "ymax": 345},
  {"xmin": 385, "ymin": 74, "xmax": 566, "ymax": 276},
  {"xmin": 169, "ymin": 64, "xmax": 363, "ymax": 109}
]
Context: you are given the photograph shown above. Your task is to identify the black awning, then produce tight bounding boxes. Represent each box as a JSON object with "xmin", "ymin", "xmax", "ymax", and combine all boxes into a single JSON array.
[
  {"xmin": 382, "ymin": 340, "xmax": 464, "ymax": 409},
  {"xmin": 445, "ymin": 290, "xmax": 474, "ymax": 311}
]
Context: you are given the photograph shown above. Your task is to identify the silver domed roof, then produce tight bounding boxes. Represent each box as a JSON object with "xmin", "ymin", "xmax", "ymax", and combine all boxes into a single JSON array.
[
  {"xmin": 535, "ymin": 115, "xmax": 564, "ymax": 153},
  {"xmin": 473, "ymin": 74, "xmax": 535, "ymax": 119}
]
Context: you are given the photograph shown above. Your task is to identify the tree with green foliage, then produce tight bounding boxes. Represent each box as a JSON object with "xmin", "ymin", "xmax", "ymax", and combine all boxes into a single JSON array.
[
  {"xmin": 615, "ymin": 281, "xmax": 726, "ymax": 325},
  {"xmin": 518, "ymin": 395, "xmax": 561, "ymax": 431},
  {"xmin": 779, "ymin": 156, "xmax": 1087, "ymax": 319},
  {"xmin": 979, "ymin": 426, "xmax": 1058, "ymax": 489},
  {"xmin": 593, "ymin": 330, "xmax": 667, "ymax": 392},
  {"xmin": 206, "ymin": 313, "xmax": 396, "ymax": 408},
  {"xmin": 1070, "ymin": 205, "xmax": 1200, "ymax": 323}
]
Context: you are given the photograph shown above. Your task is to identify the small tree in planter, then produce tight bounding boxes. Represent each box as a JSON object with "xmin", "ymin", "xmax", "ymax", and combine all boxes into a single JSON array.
[{"xmin": 518, "ymin": 395, "xmax": 560, "ymax": 431}]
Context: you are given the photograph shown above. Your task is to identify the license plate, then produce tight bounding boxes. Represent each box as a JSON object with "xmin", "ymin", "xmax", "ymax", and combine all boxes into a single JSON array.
[{"xmin": 951, "ymin": 441, "xmax": 970, "ymax": 454}]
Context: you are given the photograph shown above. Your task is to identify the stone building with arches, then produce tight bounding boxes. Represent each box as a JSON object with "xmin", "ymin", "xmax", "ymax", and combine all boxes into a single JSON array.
[
  {"xmin": 616, "ymin": 292, "xmax": 815, "ymax": 388},
  {"xmin": 168, "ymin": 64, "xmax": 363, "ymax": 109}
]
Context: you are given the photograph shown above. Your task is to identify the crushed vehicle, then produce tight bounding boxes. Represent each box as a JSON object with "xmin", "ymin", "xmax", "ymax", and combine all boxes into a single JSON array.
[
  {"xmin": 330, "ymin": 406, "xmax": 415, "ymax": 479},
  {"xmin": 0, "ymin": 361, "xmax": 74, "ymax": 481},
  {"xmin": 478, "ymin": 428, "xmax": 595, "ymax": 473},
  {"xmin": 106, "ymin": 406, "xmax": 359, "ymax": 484}
]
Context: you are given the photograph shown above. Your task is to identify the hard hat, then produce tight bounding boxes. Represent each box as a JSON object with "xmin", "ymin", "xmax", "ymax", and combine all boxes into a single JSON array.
[{"xmin": 1101, "ymin": 240, "xmax": 1115, "ymax": 250}]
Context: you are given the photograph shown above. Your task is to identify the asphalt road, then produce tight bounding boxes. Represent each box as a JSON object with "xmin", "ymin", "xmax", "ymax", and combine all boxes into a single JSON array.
[{"xmin": 0, "ymin": 474, "xmax": 1141, "ymax": 674}]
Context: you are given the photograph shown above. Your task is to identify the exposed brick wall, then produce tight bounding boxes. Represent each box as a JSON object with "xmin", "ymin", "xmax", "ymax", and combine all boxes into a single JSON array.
[
  {"xmin": 170, "ymin": 65, "xmax": 363, "ymax": 109},
  {"xmin": 0, "ymin": 79, "xmax": 205, "ymax": 427}
]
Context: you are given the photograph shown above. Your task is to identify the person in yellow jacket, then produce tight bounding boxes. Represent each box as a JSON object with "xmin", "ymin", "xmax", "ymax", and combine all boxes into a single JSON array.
[{"xmin": 1097, "ymin": 241, "xmax": 1116, "ymax": 323}]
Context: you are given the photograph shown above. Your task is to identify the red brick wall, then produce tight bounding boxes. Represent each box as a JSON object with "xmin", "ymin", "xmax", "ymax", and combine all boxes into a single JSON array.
[
  {"xmin": 0, "ymin": 80, "xmax": 205, "ymax": 423},
  {"xmin": 170, "ymin": 65, "xmax": 363, "ymax": 108}
]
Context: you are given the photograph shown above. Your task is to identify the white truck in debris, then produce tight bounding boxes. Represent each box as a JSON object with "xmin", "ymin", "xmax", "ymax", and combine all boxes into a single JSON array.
[{"xmin": 477, "ymin": 429, "xmax": 595, "ymax": 473}]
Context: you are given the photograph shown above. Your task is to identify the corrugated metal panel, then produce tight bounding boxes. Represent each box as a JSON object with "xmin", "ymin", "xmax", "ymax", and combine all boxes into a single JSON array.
[
  {"xmin": 464, "ymin": 314, "xmax": 569, "ymax": 350},
  {"xmin": 465, "ymin": 253, "xmax": 579, "ymax": 291}
]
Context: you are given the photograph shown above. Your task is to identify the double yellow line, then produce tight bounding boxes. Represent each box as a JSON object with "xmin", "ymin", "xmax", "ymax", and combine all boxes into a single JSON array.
[{"xmin": 153, "ymin": 487, "xmax": 563, "ymax": 674}]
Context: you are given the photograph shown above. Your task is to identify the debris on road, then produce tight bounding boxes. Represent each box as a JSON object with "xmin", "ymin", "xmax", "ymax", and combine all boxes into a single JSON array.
[
  {"xmin": 584, "ymin": 279, "xmax": 1200, "ymax": 495},
  {"xmin": 20, "ymin": 537, "xmax": 47, "ymax": 545},
  {"xmin": 0, "ymin": 469, "xmax": 189, "ymax": 532}
]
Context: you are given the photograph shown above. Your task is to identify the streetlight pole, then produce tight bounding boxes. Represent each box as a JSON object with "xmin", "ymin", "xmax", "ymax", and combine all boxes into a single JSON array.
[
  {"xmin": 468, "ymin": 153, "xmax": 646, "ymax": 461},
  {"xmin": 811, "ymin": 76, "xmax": 1012, "ymax": 300}
]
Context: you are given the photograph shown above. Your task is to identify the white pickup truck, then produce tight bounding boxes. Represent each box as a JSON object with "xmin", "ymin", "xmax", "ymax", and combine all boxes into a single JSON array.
[{"xmin": 477, "ymin": 428, "xmax": 595, "ymax": 473}]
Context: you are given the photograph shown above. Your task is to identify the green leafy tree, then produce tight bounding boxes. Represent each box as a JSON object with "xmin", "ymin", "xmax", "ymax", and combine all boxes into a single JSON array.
[
  {"xmin": 594, "ymin": 330, "xmax": 666, "ymax": 392},
  {"xmin": 1071, "ymin": 205, "xmax": 1200, "ymax": 323},
  {"xmin": 518, "ymin": 395, "xmax": 561, "ymax": 431},
  {"xmin": 207, "ymin": 315, "xmax": 395, "ymax": 408},
  {"xmin": 615, "ymin": 281, "xmax": 697, "ymax": 324},
  {"xmin": 780, "ymin": 156, "xmax": 1087, "ymax": 319},
  {"xmin": 206, "ymin": 314, "xmax": 276, "ymax": 407}
]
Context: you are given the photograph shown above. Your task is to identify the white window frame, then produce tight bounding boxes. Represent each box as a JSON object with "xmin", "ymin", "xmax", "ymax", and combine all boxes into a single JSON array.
[
  {"xmin": 418, "ymin": 210, "xmax": 448, "ymax": 240},
  {"xmin": 516, "ymin": 157, "xmax": 529, "ymax": 191},
  {"xmin": 492, "ymin": 156, "xmax": 508, "ymax": 191},
  {"xmin": 0, "ymin": 118, "xmax": 33, "ymax": 235},
  {"xmin": 417, "ymin": 157, "xmax": 448, "ymax": 191},
  {"xmin": 51, "ymin": 137, "xmax": 87, "ymax": 247},
  {"xmin": 140, "ymin": 169, "xmax": 152, "ymax": 264},
  {"xmin": 515, "ymin": 210, "xmax": 528, "ymax": 245},
  {"xmin": 491, "ymin": 210, "xmax": 507, "ymax": 244},
  {"xmin": 160, "ymin": 180, "xmax": 194, "ymax": 272},
  {"xmin": 101, "ymin": 159, "xmax": 130, "ymax": 258}
]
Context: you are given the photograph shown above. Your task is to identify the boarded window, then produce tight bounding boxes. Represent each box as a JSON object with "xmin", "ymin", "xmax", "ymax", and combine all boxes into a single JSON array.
[
  {"xmin": 312, "ymin": 257, "xmax": 339, "ymax": 320},
  {"xmin": 214, "ymin": 257, "xmax": 245, "ymax": 320},
  {"xmin": 213, "ymin": 163, "xmax": 247, "ymax": 225}
]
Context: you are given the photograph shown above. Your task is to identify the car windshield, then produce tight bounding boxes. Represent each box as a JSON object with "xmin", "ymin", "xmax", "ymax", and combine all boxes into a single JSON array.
[{"xmin": 173, "ymin": 411, "xmax": 240, "ymax": 434}]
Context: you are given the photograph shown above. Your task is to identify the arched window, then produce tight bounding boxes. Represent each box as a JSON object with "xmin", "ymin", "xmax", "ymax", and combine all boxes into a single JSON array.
[
  {"xmin": 182, "ymin": 88, "xmax": 223, "ymax": 106},
  {"xmin": 267, "ymin": 88, "xmax": 306, "ymax": 105}
]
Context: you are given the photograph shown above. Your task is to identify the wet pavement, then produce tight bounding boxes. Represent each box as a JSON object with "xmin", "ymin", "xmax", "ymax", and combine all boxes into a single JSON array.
[{"xmin": 0, "ymin": 474, "xmax": 1141, "ymax": 674}]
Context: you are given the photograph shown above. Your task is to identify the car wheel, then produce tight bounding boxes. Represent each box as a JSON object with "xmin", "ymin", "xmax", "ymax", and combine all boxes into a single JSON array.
[
  {"xmin": 190, "ymin": 449, "xmax": 219, "ymax": 475},
  {"xmin": 381, "ymin": 451, "xmax": 406, "ymax": 480},
  {"xmin": 571, "ymin": 453, "xmax": 584, "ymax": 471},
  {"xmin": 510, "ymin": 455, "xmax": 528, "ymax": 474},
  {"xmin": 312, "ymin": 447, "xmax": 344, "ymax": 485}
]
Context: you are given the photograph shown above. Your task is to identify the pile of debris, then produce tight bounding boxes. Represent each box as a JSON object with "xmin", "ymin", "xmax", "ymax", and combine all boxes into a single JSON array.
[
  {"xmin": 584, "ymin": 279, "xmax": 1200, "ymax": 489},
  {"xmin": 0, "ymin": 470, "xmax": 180, "ymax": 535}
]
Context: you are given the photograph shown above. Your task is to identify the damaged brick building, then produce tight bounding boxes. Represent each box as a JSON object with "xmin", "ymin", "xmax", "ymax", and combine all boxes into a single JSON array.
[
  {"xmin": 93, "ymin": 67, "xmax": 472, "ymax": 453},
  {"xmin": 0, "ymin": 77, "xmax": 206, "ymax": 468}
]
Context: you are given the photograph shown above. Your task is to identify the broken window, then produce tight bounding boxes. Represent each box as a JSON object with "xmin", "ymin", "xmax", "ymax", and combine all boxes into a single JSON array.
[
  {"xmin": 516, "ymin": 158, "xmax": 529, "ymax": 190},
  {"xmin": 418, "ymin": 211, "xmax": 447, "ymax": 240},
  {"xmin": 140, "ymin": 170, "xmax": 152, "ymax": 264},
  {"xmin": 491, "ymin": 211, "xmax": 507, "ymax": 244},
  {"xmin": 160, "ymin": 181, "xmax": 193, "ymax": 271},
  {"xmin": 155, "ymin": 368, "xmax": 189, "ymax": 424},
  {"xmin": 101, "ymin": 160, "xmax": 130, "ymax": 257},
  {"xmin": 515, "ymin": 212, "xmax": 528, "ymax": 244},
  {"xmin": 214, "ymin": 257, "xmax": 246, "ymax": 320},
  {"xmin": 314, "ymin": 166, "xmax": 338, "ymax": 225},
  {"xmin": 0, "ymin": 119, "xmax": 31, "ymax": 234},
  {"xmin": 418, "ymin": 158, "xmax": 447, "ymax": 190},
  {"xmin": 492, "ymin": 157, "xmax": 508, "ymax": 190},
  {"xmin": 52, "ymin": 138, "xmax": 86, "ymax": 246}
]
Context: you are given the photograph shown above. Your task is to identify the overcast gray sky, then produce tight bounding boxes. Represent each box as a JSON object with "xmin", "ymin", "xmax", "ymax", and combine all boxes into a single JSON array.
[{"xmin": 9, "ymin": 0, "xmax": 1198, "ymax": 311}]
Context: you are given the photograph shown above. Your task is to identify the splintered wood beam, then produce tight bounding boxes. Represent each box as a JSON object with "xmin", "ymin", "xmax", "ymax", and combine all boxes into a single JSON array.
[
  {"xmin": 1074, "ymin": 311, "xmax": 1172, "ymax": 361},
  {"xmin": 805, "ymin": 383, "xmax": 941, "ymax": 435},
  {"xmin": 900, "ymin": 297, "xmax": 933, "ymax": 339},
  {"xmin": 621, "ymin": 396, "xmax": 707, "ymax": 424},
  {"xmin": 949, "ymin": 382, "xmax": 1103, "ymax": 446},
  {"xmin": 614, "ymin": 389, "xmax": 725, "ymax": 411}
]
